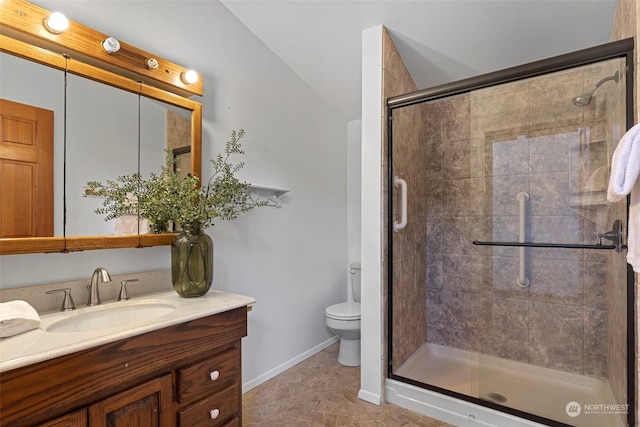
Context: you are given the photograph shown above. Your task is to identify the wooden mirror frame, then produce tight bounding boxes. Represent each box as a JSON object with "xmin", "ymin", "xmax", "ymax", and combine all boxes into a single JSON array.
[{"xmin": 0, "ymin": 0, "xmax": 202, "ymax": 255}]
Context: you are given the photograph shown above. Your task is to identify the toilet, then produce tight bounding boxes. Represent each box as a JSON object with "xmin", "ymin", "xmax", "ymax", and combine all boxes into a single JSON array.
[{"xmin": 325, "ymin": 262, "xmax": 361, "ymax": 366}]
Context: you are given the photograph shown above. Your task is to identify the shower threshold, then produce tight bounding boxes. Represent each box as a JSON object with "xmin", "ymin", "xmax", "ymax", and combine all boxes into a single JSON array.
[{"xmin": 394, "ymin": 343, "xmax": 624, "ymax": 427}]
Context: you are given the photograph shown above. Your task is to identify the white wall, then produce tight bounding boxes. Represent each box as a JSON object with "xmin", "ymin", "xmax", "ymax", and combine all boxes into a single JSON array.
[
  {"xmin": 359, "ymin": 26, "xmax": 384, "ymax": 404},
  {"xmin": 0, "ymin": 0, "xmax": 348, "ymax": 391},
  {"xmin": 347, "ymin": 119, "xmax": 362, "ymax": 301}
]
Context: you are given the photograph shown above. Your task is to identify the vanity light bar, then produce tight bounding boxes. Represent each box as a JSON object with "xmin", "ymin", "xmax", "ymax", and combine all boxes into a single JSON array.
[{"xmin": 1, "ymin": 0, "xmax": 202, "ymax": 97}]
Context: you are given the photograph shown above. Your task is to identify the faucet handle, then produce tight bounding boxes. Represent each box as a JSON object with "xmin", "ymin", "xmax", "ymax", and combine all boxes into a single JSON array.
[
  {"xmin": 118, "ymin": 279, "xmax": 139, "ymax": 301},
  {"xmin": 46, "ymin": 288, "xmax": 76, "ymax": 311}
]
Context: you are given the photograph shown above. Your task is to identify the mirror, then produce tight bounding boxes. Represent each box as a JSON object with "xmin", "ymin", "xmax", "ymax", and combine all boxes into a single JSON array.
[
  {"xmin": 65, "ymin": 76, "xmax": 194, "ymax": 237},
  {"xmin": 65, "ymin": 72, "xmax": 139, "ymax": 237},
  {"xmin": 0, "ymin": 19, "xmax": 202, "ymax": 254}
]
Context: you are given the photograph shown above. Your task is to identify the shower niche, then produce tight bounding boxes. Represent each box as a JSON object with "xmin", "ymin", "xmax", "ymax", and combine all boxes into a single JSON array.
[
  {"xmin": 569, "ymin": 134, "xmax": 609, "ymax": 208},
  {"xmin": 386, "ymin": 39, "xmax": 634, "ymax": 427}
]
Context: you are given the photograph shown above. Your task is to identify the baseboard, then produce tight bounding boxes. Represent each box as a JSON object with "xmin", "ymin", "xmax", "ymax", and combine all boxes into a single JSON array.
[
  {"xmin": 358, "ymin": 389, "xmax": 383, "ymax": 405},
  {"xmin": 242, "ymin": 336, "xmax": 340, "ymax": 394}
]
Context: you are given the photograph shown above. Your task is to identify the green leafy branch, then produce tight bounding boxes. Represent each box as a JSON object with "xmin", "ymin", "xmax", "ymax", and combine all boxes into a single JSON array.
[{"xmin": 84, "ymin": 129, "xmax": 265, "ymax": 231}]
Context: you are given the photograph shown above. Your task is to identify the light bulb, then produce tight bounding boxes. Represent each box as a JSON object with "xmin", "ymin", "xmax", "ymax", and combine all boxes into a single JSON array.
[
  {"xmin": 43, "ymin": 12, "xmax": 69, "ymax": 34},
  {"xmin": 181, "ymin": 70, "xmax": 198, "ymax": 85},
  {"xmin": 101, "ymin": 37, "xmax": 120, "ymax": 54}
]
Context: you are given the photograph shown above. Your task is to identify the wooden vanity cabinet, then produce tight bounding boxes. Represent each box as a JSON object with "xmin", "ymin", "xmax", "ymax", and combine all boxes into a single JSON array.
[
  {"xmin": 36, "ymin": 410, "xmax": 87, "ymax": 427},
  {"xmin": 88, "ymin": 374, "xmax": 174, "ymax": 426},
  {"xmin": 0, "ymin": 307, "xmax": 247, "ymax": 427}
]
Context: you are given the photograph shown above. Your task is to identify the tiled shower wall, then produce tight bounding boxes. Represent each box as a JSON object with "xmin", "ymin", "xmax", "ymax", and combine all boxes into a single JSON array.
[
  {"xmin": 382, "ymin": 29, "xmax": 427, "ymax": 370},
  {"xmin": 165, "ymin": 110, "xmax": 190, "ymax": 152},
  {"xmin": 420, "ymin": 63, "xmax": 626, "ymax": 379},
  {"xmin": 611, "ymin": 0, "xmax": 640, "ymax": 421}
]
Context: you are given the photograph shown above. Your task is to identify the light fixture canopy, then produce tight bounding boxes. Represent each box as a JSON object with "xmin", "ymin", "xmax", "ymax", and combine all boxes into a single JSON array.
[
  {"xmin": 43, "ymin": 12, "xmax": 69, "ymax": 34},
  {"xmin": 101, "ymin": 37, "xmax": 121, "ymax": 54},
  {"xmin": 181, "ymin": 70, "xmax": 199, "ymax": 85},
  {"xmin": 146, "ymin": 58, "xmax": 159, "ymax": 70}
]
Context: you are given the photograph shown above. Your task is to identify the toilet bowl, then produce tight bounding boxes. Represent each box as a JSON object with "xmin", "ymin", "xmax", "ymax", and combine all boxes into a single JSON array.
[{"xmin": 325, "ymin": 262, "xmax": 361, "ymax": 366}]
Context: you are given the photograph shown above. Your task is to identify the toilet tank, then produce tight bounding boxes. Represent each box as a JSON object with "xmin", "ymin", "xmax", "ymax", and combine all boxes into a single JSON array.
[{"xmin": 350, "ymin": 262, "xmax": 361, "ymax": 302}]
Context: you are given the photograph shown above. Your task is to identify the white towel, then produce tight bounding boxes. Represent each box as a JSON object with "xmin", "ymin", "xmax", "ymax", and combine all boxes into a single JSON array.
[
  {"xmin": 0, "ymin": 300, "xmax": 41, "ymax": 338},
  {"xmin": 607, "ymin": 123, "xmax": 640, "ymax": 272}
]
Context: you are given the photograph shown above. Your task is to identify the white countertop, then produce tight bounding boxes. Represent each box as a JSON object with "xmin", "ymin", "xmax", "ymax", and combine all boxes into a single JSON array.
[{"xmin": 0, "ymin": 290, "xmax": 255, "ymax": 373}]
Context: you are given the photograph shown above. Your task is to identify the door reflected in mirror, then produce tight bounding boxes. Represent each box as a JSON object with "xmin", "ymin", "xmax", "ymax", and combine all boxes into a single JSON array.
[
  {"xmin": 1, "ymin": 53, "xmax": 64, "ymax": 238},
  {"xmin": 0, "ymin": 98, "xmax": 54, "ymax": 238}
]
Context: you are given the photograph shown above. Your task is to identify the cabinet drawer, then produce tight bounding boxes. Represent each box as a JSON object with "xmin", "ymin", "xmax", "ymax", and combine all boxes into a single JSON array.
[
  {"xmin": 177, "ymin": 347, "xmax": 239, "ymax": 402},
  {"xmin": 223, "ymin": 417, "xmax": 239, "ymax": 427},
  {"xmin": 178, "ymin": 384, "xmax": 238, "ymax": 427}
]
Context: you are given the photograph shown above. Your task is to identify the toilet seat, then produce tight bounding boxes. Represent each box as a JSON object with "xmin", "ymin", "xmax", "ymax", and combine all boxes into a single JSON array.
[{"xmin": 325, "ymin": 302, "xmax": 360, "ymax": 321}]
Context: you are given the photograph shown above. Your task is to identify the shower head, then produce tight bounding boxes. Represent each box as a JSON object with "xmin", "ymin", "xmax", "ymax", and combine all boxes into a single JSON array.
[
  {"xmin": 572, "ymin": 93, "xmax": 592, "ymax": 107},
  {"xmin": 572, "ymin": 71, "xmax": 620, "ymax": 107}
]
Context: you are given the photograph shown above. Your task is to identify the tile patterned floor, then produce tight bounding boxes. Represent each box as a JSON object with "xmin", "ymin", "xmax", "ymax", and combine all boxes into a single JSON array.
[{"xmin": 242, "ymin": 343, "xmax": 455, "ymax": 426}]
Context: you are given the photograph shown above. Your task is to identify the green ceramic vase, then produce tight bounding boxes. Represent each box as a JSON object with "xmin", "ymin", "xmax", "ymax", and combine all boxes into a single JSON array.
[{"xmin": 171, "ymin": 226, "xmax": 213, "ymax": 297}]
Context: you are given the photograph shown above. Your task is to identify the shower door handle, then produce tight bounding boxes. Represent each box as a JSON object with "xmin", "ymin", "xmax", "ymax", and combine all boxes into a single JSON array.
[{"xmin": 394, "ymin": 176, "xmax": 407, "ymax": 232}]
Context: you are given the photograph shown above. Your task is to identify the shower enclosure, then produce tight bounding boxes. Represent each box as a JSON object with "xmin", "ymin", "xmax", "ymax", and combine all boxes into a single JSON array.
[{"xmin": 387, "ymin": 39, "xmax": 635, "ymax": 427}]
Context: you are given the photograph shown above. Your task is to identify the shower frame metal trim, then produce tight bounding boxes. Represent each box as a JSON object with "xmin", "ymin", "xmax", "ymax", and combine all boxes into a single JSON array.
[
  {"xmin": 386, "ymin": 37, "xmax": 636, "ymax": 427},
  {"xmin": 388, "ymin": 37, "xmax": 634, "ymax": 110}
]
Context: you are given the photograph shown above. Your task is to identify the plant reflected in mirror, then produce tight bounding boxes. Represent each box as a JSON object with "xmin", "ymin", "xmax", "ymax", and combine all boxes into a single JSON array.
[{"xmin": 84, "ymin": 129, "xmax": 266, "ymax": 233}]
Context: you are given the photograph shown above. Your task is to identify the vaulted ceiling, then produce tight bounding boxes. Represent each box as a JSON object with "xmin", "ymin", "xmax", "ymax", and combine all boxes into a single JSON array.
[{"xmin": 221, "ymin": 0, "xmax": 618, "ymax": 121}]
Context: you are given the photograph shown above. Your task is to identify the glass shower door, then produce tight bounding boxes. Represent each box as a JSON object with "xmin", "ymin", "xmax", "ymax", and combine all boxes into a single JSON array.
[{"xmin": 389, "ymin": 55, "xmax": 631, "ymax": 427}]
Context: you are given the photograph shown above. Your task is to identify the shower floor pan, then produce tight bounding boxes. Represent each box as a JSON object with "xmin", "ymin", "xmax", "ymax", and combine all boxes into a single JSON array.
[{"xmin": 395, "ymin": 343, "xmax": 624, "ymax": 427}]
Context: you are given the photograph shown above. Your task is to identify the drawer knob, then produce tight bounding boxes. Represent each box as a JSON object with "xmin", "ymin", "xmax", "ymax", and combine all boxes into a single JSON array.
[
  {"xmin": 210, "ymin": 409, "xmax": 220, "ymax": 419},
  {"xmin": 209, "ymin": 370, "xmax": 220, "ymax": 381}
]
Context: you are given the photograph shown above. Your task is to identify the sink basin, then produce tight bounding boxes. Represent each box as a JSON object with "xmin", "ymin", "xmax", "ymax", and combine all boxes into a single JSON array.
[{"xmin": 46, "ymin": 301, "xmax": 177, "ymax": 333}]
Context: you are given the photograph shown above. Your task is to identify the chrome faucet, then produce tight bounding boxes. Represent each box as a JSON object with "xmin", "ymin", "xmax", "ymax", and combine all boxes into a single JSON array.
[{"xmin": 88, "ymin": 267, "xmax": 112, "ymax": 306}]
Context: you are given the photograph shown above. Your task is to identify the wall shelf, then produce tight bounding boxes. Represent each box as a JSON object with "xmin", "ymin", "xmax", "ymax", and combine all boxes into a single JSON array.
[
  {"xmin": 247, "ymin": 184, "xmax": 289, "ymax": 208},
  {"xmin": 569, "ymin": 190, "xmax": 609, "ymax": 208}
]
